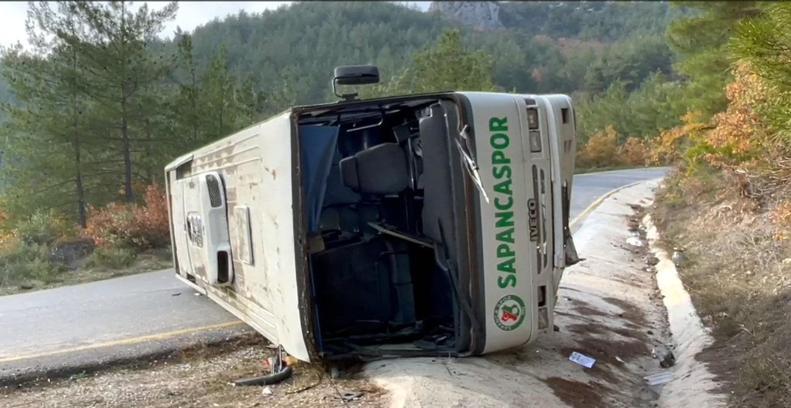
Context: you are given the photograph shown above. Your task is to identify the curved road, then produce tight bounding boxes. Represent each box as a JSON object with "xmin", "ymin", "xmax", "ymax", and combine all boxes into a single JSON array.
[
  {"xmin": 0, "ymin": 167, "xmax": 667, "ymax": 381},
  {"xmin": 571, "ymin": 167, "xmax": 667, "ymax": 218}
]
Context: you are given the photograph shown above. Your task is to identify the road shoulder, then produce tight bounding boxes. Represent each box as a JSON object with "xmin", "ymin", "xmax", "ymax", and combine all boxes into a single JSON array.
[
  {"xmin": 0, "ymin": 322, "xmax": 252, "ymax": 387},
  {"xmin": 365, "ymin": 179, "xmax": 721, "ymax": 407}
]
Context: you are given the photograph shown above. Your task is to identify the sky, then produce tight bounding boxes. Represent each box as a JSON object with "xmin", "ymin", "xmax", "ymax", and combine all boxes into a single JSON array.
[{"xmin": 0, "ymin": 1, "xmax": 431, "ymax": 49}]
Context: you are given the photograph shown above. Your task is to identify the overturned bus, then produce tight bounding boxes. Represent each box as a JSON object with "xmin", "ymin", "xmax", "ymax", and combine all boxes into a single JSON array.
[{"xmin": 165, "ymin": 66, "xmax": 579, "ymax": 362}]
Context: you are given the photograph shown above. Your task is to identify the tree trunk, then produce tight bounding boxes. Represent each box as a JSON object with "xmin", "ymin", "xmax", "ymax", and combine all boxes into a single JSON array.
[
  {"xmin": 191, "ymin": 68, "xmax": 198, "ymax": 144},
  {"xmin": 71, "ymin": 49, "xmax": 87, "ymax": 228},
  {"xmin": 73, "ymin": 104, "xmax": 86, "ymax": 227},
  {"xmin": 120, "ymin": 1, "xmax": 134, "ymax": 203},
  {"xmin": 143, "ymin": 117, "xmax": 153, "ymax": 183},
  {"xmin": 121, "ymin": 95, "xmax": 133, "ymax": 202},
  {"xmin": 74, "ymin": 136, "xmax": 87, "ymax": 228},
  {"xmin": 218, "ymin": 97, "xmax": 224, "ymax": 137}
]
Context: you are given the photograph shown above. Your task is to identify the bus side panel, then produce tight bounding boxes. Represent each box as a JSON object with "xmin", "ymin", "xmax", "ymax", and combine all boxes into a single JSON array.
[
  {"xmin": 463, "ymin": 93, "xmax": 538, "ymax": 354},
  {"xmin": 167, "ymin": 113, "xmax": 311, "ymax": 361}
]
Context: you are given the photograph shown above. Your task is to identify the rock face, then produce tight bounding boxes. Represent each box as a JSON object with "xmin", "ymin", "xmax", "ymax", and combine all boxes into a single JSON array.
[{"xmin": 429, "ymin": 1, "xmax": 503, "ymax": 31}]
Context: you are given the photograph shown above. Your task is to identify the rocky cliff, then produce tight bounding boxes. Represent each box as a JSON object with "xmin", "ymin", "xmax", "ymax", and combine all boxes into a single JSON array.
[{"xmin": 428, "ymin": 1, "xmax": 502, "ymax": 31}]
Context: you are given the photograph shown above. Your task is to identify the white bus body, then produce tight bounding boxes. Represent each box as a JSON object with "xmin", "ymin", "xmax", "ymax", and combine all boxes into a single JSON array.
[{"xmin": 165, "ymin": 92, "xmax": 578, "ymax": 362}]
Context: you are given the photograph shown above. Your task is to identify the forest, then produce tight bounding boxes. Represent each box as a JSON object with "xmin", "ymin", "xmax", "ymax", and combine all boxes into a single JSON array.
[
  {"xmin": 0, "ymin": 1, "xmax": 686, "ymax": 226},
  {"xmin": 0, "ymin": 1, "xmax": 788, "ymax": 404}
]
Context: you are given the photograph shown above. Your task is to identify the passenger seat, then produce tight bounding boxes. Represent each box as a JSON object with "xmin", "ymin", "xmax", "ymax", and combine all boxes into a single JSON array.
[
  {"xmin": 337, "ymin": 143, "xmax": 416, "ymax": 326},
  {"xmin": 339, "ymin": 143, "xmax": 410, "ymax": 195}
]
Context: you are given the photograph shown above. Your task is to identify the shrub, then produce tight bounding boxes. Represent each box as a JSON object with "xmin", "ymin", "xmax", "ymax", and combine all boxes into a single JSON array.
[
  {"xmin": 648, "ymin": 112, "xmax": 711, "ymax": 166},
  {"xmin": 702, "ymin": 64, "xmax": 768, "ymax": 169},
  {"xmin": 86, "ymin": 246, "xmax": 137, "ymax": 270},
  {"xmin": 618, "ymin": 137, "xmax": 649, "ymax": 166},
  {"xmin": 84, "ymin": 203, "xmax": 136, "ymax": 248},
  {"xmin": 677, "ymin": 63, "xmax": 791, "ymax": 201},
  {"xmin": 0, "ymin": 210, "xmax": 73, "ymax": 289},
  {"xmin": 84, "ymin": 184, "xmax": 170, "ymax": 250},
  {"xmin": 577, "ymin": 125, "xmax": 620, "ymax": 168},
  {"xmin": 132, "ymin": 184, "xmax": 171, "ymax": 248},
  {"xmin": 0, "ymin": 235, "xmax": 60, "ymax": 287},
  {"xmin": 14, "ymin": 210, "xmax": 76, "ymax": 246},
  {"xmin": 0, "ymin": 209, "xmax": 9, "ymax": 232}
]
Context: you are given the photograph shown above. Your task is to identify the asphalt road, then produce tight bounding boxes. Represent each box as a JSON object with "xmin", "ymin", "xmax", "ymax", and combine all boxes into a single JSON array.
[
  {"xmin": 571, "ymin": 167, "xmax": 668, "ymax": 219},
  {"xmin": 0, "ymin": 167, "xmax": 667, "ymax": 382}
]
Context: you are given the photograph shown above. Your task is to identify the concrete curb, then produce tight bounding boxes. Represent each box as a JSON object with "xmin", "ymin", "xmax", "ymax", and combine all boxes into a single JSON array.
[
  {"xmin": 644, "ymin": 215, "xmax": 726, "ymax": 408},
  {"xmin": 570, "ymin": 180, "xmax": 642, "ymax": 232}
]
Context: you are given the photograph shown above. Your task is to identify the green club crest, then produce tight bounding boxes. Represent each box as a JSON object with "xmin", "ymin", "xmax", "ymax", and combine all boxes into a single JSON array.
[{"xmin": 494, "ymin": 294, "xmax": 525, "ymax": 331}]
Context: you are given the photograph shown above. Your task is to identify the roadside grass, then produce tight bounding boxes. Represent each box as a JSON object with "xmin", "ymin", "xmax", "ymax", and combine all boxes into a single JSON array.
[
  {"xmin": 0, "ymin": 247, "xmax": 172, "ymax": 296},
  {"xmin": 652, "ymin": 167, "xmax": 791, "ymax": 407},
  {"xmin": 85, "ymin": 246, "xmax": 138, "ymax": 270},
  {"xmin": 0, "ymin": 185, "xmax": 173, "ymax": 296},
  {"xmin": 69, "ymin": 247, "xmax": 172, "ymax": 283}
]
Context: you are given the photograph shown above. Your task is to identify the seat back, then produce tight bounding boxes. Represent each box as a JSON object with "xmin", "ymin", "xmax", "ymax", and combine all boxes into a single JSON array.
[
  {"xmin": 318, "ymin": 148, "xmax": 361, "ymax": 237},
  {"xmin": 339, "ymin": 143, "xmax": 409, "ymax": 195}
]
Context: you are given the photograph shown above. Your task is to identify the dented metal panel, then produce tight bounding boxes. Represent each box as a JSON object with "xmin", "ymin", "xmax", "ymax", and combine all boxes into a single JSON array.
[
  {"xmin": 166, "ymin": 111, "xmax": 310, "ymax": 361},
  {"xmin": 535, "ymin": 95, "xmax": 577, "ymax": 292},
  {"xmin": 165, "ymin": 92, "xmax": 577, "ymax": 362}
]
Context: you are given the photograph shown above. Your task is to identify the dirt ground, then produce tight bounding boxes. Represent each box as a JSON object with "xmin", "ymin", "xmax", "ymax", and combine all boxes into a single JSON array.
[
  {"xmin": 652, "ymin": 170, "xmax": 791, "ymax": 407},
  {"xmin": 0, "ymin": 334, "xmax": 386, "ymax": 408}
]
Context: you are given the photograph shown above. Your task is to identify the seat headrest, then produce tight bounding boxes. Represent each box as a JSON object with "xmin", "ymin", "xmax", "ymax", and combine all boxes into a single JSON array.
[{"xmin": 340, "ymin": 143, "xmax": 409, "ymax": 194}]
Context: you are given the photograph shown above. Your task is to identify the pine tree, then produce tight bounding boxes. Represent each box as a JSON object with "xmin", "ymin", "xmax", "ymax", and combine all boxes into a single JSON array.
[
  {"xmin": 1, "ymin": 2, "xmax": 92, "ymax": 226},
  {"xmin": 201, "ymin": 47, "xmax": 240, "ymax": 140},
  {"xmin": 667, "ymin": 1, "xmax": 763, "ymax": 118},
  {"xmin": 731, "ymin": 2, "xmax": 791, "ymax": 143},
  {"xmin": 366, "ymin": 29, "xmax": 498, "ymax": 97},
  {"xmin": 403, "ymin": 29, "xmax": 498, "ymax": 93},
  {"xmin": 69, "ymin": 0, "xmax": 177, "ymax": 202},
  {"xmin": 171, "ymin": 31, "xmax": 203, "ymax": 145}
]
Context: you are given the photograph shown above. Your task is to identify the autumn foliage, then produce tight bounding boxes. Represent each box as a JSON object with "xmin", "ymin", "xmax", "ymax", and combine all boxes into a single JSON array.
[
  {"xmin": 577, "ymin": 126, "xmax": 652, "ymax": 168},
  {"xmin": 576, "ymin": 126, "xmax": 619, "ymax": 168},
  {"xmin": 619, "ymin": 137, "xmax": 650, "ymax": 166},
  {"xmin": 682, "ymin": 64, "xmax": 791, "ymax": 202},
  {"xmin": 655, "ymin": 63, "xmax": 791, "ymax": 242},
  {"xmin": 646, "ymin": 112, "xmax": 709, "ymax": 166},
  {"xmin": 84, "ymin": 184, "xmax": 170, "ymax": 250},
  {"xmin": 701, "ymin": 64, "xmax": 769, "ymax": 167}
]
